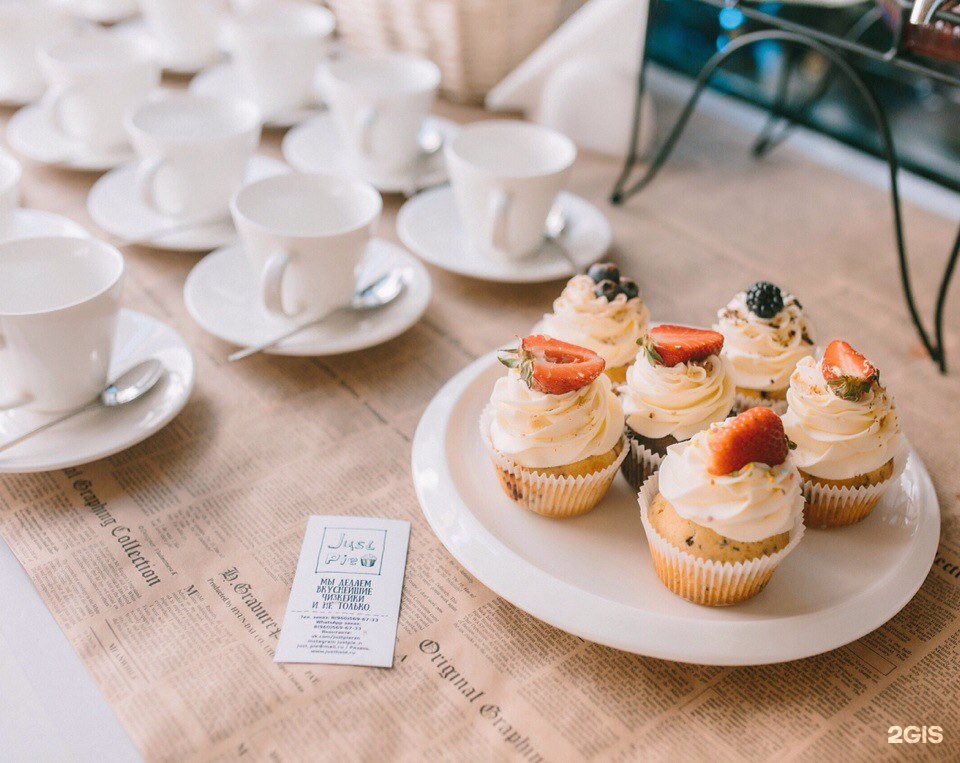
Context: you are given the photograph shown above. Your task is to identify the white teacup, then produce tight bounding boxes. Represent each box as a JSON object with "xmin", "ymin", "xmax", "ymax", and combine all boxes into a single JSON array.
[
  {"xmin": 0, "ymin": 236, "xmax": 124, "ymax": 413},
  {"xmin": 445, "ymin": 120, "xmax": 576, "ymax": 260},
  {"xmin": 227, "ymin": 0, "xmax": 335, "ymax": 120},
  {"xmin": 69, "ymin": 0, "xmax": 138, "ymax": 22},
  {"xmin": 324, "ymin": 53, "xmax": 441, "ymax": 178},
  {"xmin": 138, "ymin": 0, "xmax": 223, "ymax": 70},
  {"xmin": 0, "ymin": 151, "xmax": 22, "ymax": 223},
  {"xmin": 39, "ymin": 34, "xmax": 161, "ymax": 151},
  {"xmin": 0, "ymin": 1, "xmax": 74, "ymax": 104},
  {"xmin": 231, "ymin": 173, "xmax": 382, "ymax": 318},
  {"xmin": 125, "ymin": 92, "xmax": 261, "ymax": 219}
]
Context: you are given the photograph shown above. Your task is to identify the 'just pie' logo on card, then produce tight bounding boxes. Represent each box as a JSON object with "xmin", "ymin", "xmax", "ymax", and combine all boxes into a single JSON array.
[{"xmin": 315, "ymin": 527, "xmax": 387, "ymax": 576}]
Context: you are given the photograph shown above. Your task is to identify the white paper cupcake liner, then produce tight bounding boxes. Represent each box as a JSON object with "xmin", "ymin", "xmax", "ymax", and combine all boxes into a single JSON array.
[
  {"xmin": 733, "ymin": 388, "xmax": 788, "ymax": 415},
  {"xmin": 638, "ymin": 474, "xmax": 805, "ymax": 606},
  {"xmin": 800, "ymin": 444, "xmax": 907, "ymax": 529},
  {"xmin": 481, "ymin": 407, "xmax": 627, "ymax": 518},
  {"xmin": 620, "ymin": 433, "xmax": 664, "ymax": 491}
]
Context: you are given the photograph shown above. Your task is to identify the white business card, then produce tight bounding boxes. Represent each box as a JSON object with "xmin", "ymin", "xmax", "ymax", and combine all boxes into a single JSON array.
[{"xmin": 274, "ymin": 515, "xmax": 410, "ymax": 668}]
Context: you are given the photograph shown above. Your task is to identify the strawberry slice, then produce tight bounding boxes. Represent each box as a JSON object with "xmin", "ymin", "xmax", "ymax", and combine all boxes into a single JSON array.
[
  {"xmin": 706, "ymin": 407, "xmax": 793, "ymax": 476},
  {"xmin": 641, "ymin": 325, "xmax": 724, "ymax": 367},
  {"xmin": 498, "ymin": 335, "xmax": 605, "ymax": 395},
  {"xmin": 821, "ymin": 340, "xmax": 879, "ymax": 402}
]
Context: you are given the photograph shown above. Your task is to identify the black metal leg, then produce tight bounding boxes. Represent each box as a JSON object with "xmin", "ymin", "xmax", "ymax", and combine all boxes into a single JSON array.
[
  {"xmin": 751, "ymin": 47, "xmax": 798, "ymax": 159},
  {"xmin": 610, "ymin": 28, "xmax": 949, "ymax": 370},
  {"xmin": 934, "ymin": 223, "xmax": 960, "ymax": 372}
]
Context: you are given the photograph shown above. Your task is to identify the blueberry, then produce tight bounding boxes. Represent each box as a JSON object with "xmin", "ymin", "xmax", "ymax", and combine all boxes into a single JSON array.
[
  {"xmin": 594, "ymin": 279, "xmax": 621, "ymax": 301},
  {"xmin": 588, "ymin": 262, "xmax": 620, "ymax": 284},
  {"xmin": 619, "ymin": 277, "xmax": 639, "ymax": 300}
]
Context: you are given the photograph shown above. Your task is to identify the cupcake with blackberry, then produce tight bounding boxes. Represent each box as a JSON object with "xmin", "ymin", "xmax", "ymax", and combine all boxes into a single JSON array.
[
  {"xmin": 618, "ymin": 324, "xmax": 735, "ymax": 490},
  {"xmin": 639, "ymin": 407, "xmax": 805, "ymax": 606},
  {"xmin": 482, "ymin": 335, "xmax": 627, "ymax": 518},
  {"xmin": 539, "ymin": 262, "xmax": 649, "ymax": 384},
  {"xmin": 782, "ymin": 340, "xmax": 901, "ymax": 528},
  {"xmin": 715, "ymin": 281, "xmax": 815, "ymax": 414}
]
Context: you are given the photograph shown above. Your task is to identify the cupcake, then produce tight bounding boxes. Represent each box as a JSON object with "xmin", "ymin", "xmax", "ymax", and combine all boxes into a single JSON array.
[
  {"xmin": 782, "ymin": 340, "xmax": 901, "ymax": 528},
  {"xmin": 539, "ymin": 262, "xmax": 649, "ymax": 384},
  {"xmin": 482, "ymin": 334, "xmax": 627, "ymax": 518},
  {"xmin": 638, "ymin": 407, "xmax": 805, "ymax": 606},
  {"xmin": 618, "ymin": 324, "xmax": 735, "ymax": 490},
  {"xmin": 715, "ymin": 281, "xmax": 815, "ymax": 414}
]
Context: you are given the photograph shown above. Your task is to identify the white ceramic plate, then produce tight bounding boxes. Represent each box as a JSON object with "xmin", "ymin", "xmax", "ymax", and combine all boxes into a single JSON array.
[
  {"xmin": 397, "ymin": 185, "xmax": 612, "ymax": 283},
  {"xmin": 0, "ymin": 309, "xmax": 195, "ymax": 473},
  {"xmin": 87, "ymin": 154, "xmax": 288, "ymax": 251},
  {"xmin": 0, "ymin": 208, "xmax": 88, "ymax": 242},
  {"xmin": 411, "ymin": 352, "xmax": 940, "ymax": 665},
  {"xmin": 282, "ymin": 113, "xmax": 457, "ymax": 194},
  {"xmin": 183, "ymin": 238, "xmax": 431, "ymax": 356}
]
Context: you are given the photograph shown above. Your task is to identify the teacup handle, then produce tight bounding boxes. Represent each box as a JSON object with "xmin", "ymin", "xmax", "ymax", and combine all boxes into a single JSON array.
[
  {"xmin": 43, "ymin": 85, "xmax": 80, "ymax": 140},
  {"xmin": 0, "ymin": 329, "xmax": 32, "ymax": 411},
  {"xmin": 261, "ymin": 249, "xmax": 302, "ymax": 318},
  {"xmin": 489, "ymin": 190, "xmax": 511, "ymax": 252},
  {"xmin": 136, "ymin": 156, "xmax": 171, "ymax": 216},
  {"xmin": 356, "ymin": 106, "xmax": 378, "ymax": 157}
]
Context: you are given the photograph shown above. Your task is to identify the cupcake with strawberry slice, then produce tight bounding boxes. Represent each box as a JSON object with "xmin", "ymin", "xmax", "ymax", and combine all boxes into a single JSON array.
[
  {"xmin": 539, "ymin": 262, "xmax": 649, "ymax": 384},
  {"xmin": 639, "ymin": 407, "xmax": 805, "ymax": 606},
  {"xmin": 715, "ymin": 281, "xmax": 815, "ymax": 414},
  {"xmin": 618, "ymin": 324, "xmax": 735, "ymax": 490},
  {"xmin": 782, "ymin": 340, "xmax": 901, "ymax": 528},
  {"xmin": 482, "ymin": 335, "xmax": 627, "ymax": 518}
]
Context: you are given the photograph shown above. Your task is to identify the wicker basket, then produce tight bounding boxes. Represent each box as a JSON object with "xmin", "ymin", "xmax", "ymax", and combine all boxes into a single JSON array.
[{"xmin": 326, "ymin": 0, "xmax": 564, "ymax": 104}]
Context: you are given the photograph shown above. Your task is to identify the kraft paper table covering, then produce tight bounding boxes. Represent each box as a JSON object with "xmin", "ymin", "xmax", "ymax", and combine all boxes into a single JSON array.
[{"xmin": 0, "ymin": 92, "xmax": 958, "ymax": 762}]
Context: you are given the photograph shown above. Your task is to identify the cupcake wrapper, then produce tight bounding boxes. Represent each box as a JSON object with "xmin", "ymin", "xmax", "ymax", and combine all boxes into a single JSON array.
[
  {"xmin": 620, "ymin": 435, "xmax": 663, "ymax": 491},
  {"xmin": 638, "ymin": 475, "xmax": 805, "ymax": 606},
  {"xmin": 481, "ymin": 408, "xmax": 628, "ymax": 518},
  {"xmin": 801, "ymin": 445, "xmax": 907, "ymax": 529},
  {"xmin": 733, "ymin": 389, "xmax": 788, "ymax": 415}
]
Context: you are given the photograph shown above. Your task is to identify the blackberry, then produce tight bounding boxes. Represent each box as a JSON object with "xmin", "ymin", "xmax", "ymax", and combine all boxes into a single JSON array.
[
  {"xmin": 594, "ymin": 279, "xmax": 621, "ymax": 301},
  {"xmin": 619, "ymin": 277, "xmax": 639, "ymax": 300},
  {"xmin": 745, "ymin": 281, "xmax": 784, "ymax": 319},
  {"xmin": 587, "ymin": 262, "xmax": 620, "ymax": 284}
]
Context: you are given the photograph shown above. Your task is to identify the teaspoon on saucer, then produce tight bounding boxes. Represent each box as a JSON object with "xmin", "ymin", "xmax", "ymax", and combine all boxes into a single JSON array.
[{"xmin": 227, "ymin": 269, "xmax": 406, "ymax": 362}]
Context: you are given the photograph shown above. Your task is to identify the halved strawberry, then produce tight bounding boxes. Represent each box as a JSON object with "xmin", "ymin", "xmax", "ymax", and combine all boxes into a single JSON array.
[
  {"xmin": 498, "ymin": 335, "xmax": 605, "ymax": 395},
  {"xmin": 640, "ymin": 325, "xmax": 724, "ymax": 367},
  {"xmin": 706, "ymin": 407, "xmax": 793, "ymax": 476},
  {"xmin": 821, "ymin": 340, "xmax": 879, "ymax": 402}
]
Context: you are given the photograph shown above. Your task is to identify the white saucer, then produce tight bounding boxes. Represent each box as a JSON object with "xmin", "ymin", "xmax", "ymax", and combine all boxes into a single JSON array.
[
  {"xmin": 69, "ymin": 0, "xmax": 139, "ymax": 24},
  {"xmin": 397, "ymin": 186, "xmax": 612, "ymax": 283},
  {"xmin": 87, "ymin": 154, "xmax": 289, "ymax": 252},
  {"xmin": 189, "ymin": 62, "xmax": 325, "ymax": 129},
  {"xmin": 0, "ymin": 208, "xmax": 88, "ymax": 242},
  {"xmin": 184, "ymin": 238, "xmax": 432, "ymax": 356},
  {"xmin": 412, "ymin": 352, "xmax": 940, "ymax": 665},
  {"xmin": 0, "ymin": 309, "xmax": 195, "ymax": 473},
  {"xmin": 282, "ymin": 113, "xmax": 457, "ymax": 194},
  {"xmin": 7, "ymin": 104, "xmax": 134, "ymax": 172},
  {"xmin": 110, "ymin": 19, "xmax": 225, "ymax": 75}
]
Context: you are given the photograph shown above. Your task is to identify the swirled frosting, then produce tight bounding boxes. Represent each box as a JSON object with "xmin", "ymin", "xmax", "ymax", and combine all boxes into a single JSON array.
[
  {"xmin": 782, "ymin": 356, "xmax": 900, "ymax": 479},
  {"xmin": 540, "ymin": 275, "xmax": 649, "ymax": 369},
  {"xmin": 658, "ymin": 431, "xmax": 803, "ymax": 542},
  {"xmin": 621, "ymin": 353, "xmax": 735, "ymax": 440},
  {"xmin": 488, "ymin": 369, "xmax": 624, "ymax": 469},
  {"xmin": 715, "ymin": 291, "xmax": 815, "ymax": 391}
]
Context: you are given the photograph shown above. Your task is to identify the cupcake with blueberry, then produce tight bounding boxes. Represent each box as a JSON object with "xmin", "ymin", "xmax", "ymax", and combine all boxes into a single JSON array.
[
  {"xmin": 618, "ymin": 324, "xmax": 735, "ymax": 490},
  {"xmin": 782, "ymin": 340, "xmax": 901, "ymax": 528},
  {"xmin": 482, "ymin": 334, "xmax": 627, "ymax": 518},
  {"xmin": 638, "ymin": 407, "xmax": 805, "ymax": 606},
  {"xmin": 715, "ymin": 281, "xmax": 815, "ymax": 414},
  {"xmin": 539, "ymin": 262, "xmax": 649, "ymax": 384}
]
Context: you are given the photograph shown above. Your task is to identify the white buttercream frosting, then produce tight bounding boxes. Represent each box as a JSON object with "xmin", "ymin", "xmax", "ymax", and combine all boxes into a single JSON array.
[
  {"xmin": 621, "ymin": 352, "xmax": 735, "ymax": 440},
  {"xmin": 658, "ymin": 431, "xmax": 803, "ymax": 542},
  {"xmin": 715, "ymin": 291, "xmax": 815, "ymax": 391},
  {"xmin": 540, "ymin": 275, "xmax": 649, "ymax": 369},
  {"xmin": 782, "ymin": 356, "xmax": 900, "ymax": 480},
  {"xmin": 488, "ymin": 369, "xmax": 624, "ymax": 469}
]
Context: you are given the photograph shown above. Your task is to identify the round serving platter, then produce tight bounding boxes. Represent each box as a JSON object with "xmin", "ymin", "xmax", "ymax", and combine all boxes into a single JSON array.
[{"xmin": 411, "ymin": 351, "xmax": 940, "ymax": 666}]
